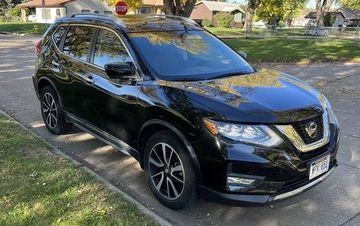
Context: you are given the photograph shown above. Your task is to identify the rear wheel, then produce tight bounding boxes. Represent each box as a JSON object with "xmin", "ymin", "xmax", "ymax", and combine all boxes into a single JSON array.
[
  {"xmin": 144, "ymin": 131, "xmax": 197, "ymax": 209},
  {"xmin": 40, "ymin": 86, "xmax": 72, "ymax": 134}
]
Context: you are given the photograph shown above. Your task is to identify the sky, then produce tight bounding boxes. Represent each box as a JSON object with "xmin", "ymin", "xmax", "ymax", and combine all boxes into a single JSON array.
[{"xmin": 233, "ymin": 0, "xmax": 340, "ymax": 9}]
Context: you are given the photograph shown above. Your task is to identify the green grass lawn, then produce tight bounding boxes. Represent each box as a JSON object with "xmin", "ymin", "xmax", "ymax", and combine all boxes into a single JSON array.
[
  {"xmin": 0, "ymin": 114, "xmax": 156, "ymax": 225},
  {"xmin": 224, "ymin": 38, "xmax": 360, "ymax": 63},
  {"xmin": 1, "ymin": 22, "xmax": 359, "ymax": 63},
  {"xmin": 0, "ymin": 22, "xmax": 49, "ymax": 35}
]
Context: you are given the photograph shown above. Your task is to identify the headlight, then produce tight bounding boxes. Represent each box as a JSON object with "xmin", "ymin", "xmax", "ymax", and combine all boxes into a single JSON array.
[
  {"xmin": 321, "ymin": 95, "xmax": 338, "ymax": 125},
  {"xmin": 327, "ymin": 108, "xmax": 338, "ymax": 125},
  {"xmin": 203, "ymin": 119, "xmax": 282, "ymax": 147}
]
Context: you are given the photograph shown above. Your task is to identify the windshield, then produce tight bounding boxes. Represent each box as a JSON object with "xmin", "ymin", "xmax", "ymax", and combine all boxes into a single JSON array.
[{"xmin": 128, "ymin": 30, "xmax": 254, "ymax": 81}]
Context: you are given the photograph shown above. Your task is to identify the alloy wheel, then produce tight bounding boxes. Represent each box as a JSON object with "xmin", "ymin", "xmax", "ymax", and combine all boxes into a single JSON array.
[
  {"xmin": 148, "ymin": 143, "xmax": 185, "ymax": 200},
  {"xmin": 42, "ymin": 92, "xmax": 58, "ymax": 129}
]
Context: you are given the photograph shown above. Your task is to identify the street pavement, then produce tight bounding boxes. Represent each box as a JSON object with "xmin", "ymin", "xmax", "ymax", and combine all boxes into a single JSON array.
[{"xmin": 1, "ymin": 35, "xmax": 360, "ymax": 226}]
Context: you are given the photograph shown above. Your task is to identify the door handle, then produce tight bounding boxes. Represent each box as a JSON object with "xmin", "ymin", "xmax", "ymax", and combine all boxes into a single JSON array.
[
  {"xmin": 83, "ymin": 75, "xmax": 94, "ymax": 85},
  {"xmin": 51, "ymin": 60, "xmax": 59, "ymax": 67},
  {"xmin": 51, "ymin": 60, "xmax": 62, "ymax": 72}
]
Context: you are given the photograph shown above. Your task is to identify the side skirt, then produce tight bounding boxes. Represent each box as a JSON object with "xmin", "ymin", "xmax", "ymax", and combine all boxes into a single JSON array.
[{"xmin": 65, "ymin": 111, "xmax": 140, "ymax": 161}]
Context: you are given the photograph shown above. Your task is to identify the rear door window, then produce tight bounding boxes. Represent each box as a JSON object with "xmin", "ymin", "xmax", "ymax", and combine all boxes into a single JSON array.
[
  {"xmin": 63, "ymin": 26, "xmax": 95, "ymax": 61},
  {"xmin": 53, "ymin": 25, "xmax": 66, "ymax": 48},
  {"xmin": 92, "ymin": 28, "xmax": 131, "ymax": 68}
]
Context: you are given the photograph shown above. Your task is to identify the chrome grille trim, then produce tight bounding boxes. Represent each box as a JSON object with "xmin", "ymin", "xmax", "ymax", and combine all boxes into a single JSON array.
[{"xmin": 275, "ymin": 111, "xmax": 330, "ymax": 152}]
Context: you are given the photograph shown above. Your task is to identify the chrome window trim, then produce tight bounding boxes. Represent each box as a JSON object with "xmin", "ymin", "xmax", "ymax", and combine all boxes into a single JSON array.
[
  {"xmin": 51, "ymin": 23, "xmax": 142, "ymax": 78},
  {"xmin": 275, "ymin": 111, "xmax": 330, "ymax": 152}
]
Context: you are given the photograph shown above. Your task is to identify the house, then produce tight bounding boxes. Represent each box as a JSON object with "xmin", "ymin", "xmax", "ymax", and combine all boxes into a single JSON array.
[
  {"xmin": 131, "ymin": 0, "xmax": 164, "ymax": 15},
  {"xmin": 190, "ymin": 1, "xmax": 244, "ymax": 26},
  {"xmin": 333, "ymin": 7, "xmax": 360, "ymax": 27},
  {"xmin": 303, "ymin": 7, "xmax": 360, "ymax": 27},
  {"xmin": 17, "ymin": 0, "xmax": 112, "ymax": 23}
]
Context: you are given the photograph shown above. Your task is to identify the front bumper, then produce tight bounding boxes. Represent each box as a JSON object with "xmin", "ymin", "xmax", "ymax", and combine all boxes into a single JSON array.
[
  {"xmin": 199, "ymin": 163, "xmax": 337, "ymax": 206},
  {"xmin": 193, "ymin": 123, "xmax": 340, "ymax": 206}
]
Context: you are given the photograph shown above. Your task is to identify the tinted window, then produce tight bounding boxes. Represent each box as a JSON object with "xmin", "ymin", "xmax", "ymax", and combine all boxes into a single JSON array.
[
  {"xmin": 93, "ymin": 29, "xmax": 131, "ymax": 67},
  {"xmin": 63, "ymin": 26, "xmax": 94, "ymax": 61},
  {"xmin": 53, "ymin": 26, "xmax": 66, "ymax": 47},
  {"xmin": 129, "ymin": 30, "xmax": 254, "ymax": 81}
]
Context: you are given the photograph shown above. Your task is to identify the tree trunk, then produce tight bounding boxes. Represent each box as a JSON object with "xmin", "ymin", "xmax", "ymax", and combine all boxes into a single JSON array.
[
  {"xmin": 315, "ymin": 0, "xmax": 335, "ymax": 26},
  {"xmin": 182, "ymin": 0, "xmax": 196, "ymax": 17},
  {"xmin": 163, "ymin": 0, "xmax": 175, "ymax": 15},
  {"xmin": 286, "ymin": 18, "xmax": 293, "ymax": 27},
  {"xmin": 163, "ymin": 0, "xmax": 196, "ymax": 17},
  {"xmin": 243, "ymin": 0, "xmax": 261, "ymax": 32}
]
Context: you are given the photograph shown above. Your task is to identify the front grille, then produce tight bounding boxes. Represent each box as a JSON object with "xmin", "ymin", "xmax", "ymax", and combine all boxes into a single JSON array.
[{"xmin": 292, "ymin": 115, "xmax": 323, "ymax": 145}]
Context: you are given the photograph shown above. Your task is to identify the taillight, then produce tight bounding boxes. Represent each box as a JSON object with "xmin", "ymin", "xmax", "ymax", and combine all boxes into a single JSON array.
[{"xmin": 35, "ymin": 39, "xmax": 42, "ymax": 55}]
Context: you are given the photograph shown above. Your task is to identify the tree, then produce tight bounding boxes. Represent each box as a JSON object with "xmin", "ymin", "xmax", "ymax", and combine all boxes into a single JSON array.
[
  {"xmin": 323, "ymin": 12, "xmax": 335, "ymax": 26},
  {"xmin": 255, "ymin": 0, "xmax": 307, "ymax": 26},
  {"xmin": 244, "ymin": 0, "xmax": 262, "ymax": 32},
  {"xmin": 162, "ymin": 0, "xmax": 197, "ymax": 17},
  {"xmin": 0, "ymin": 0, "xmax": 22, "ymax": 16},
  {"xmin": 214, "ymin": 12, "xmax": 234, "ymax": 27},
  {"xmin": 282, "ymin": 0, "xmax": 308, "ymax": 27},
  {"xmin": 315, "ymin": 0, "xmax": 335, "ymax": 26},
  {"xmin": 339, "ymin": 0, "xmax": 360, "ymax": 9}
]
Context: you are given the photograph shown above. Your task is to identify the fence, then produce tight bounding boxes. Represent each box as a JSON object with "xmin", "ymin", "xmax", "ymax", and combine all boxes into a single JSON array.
[{"xmin": 243, "ymin": 25, "xmax": 360, "ymax": 40}]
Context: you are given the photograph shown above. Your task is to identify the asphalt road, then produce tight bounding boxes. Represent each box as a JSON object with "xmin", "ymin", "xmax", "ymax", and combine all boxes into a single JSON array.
[{"xmin": 1, "ymin": 35, "xmax": 360, "ymax": 226}]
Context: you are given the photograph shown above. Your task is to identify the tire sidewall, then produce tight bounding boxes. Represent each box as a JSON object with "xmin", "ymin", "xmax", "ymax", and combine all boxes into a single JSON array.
[
  {"xmin": 144, "ymin": 131, "xmax": 197, "ymax": 209},
  {"xmin": 40, "ymin": 86, "xmax": 67, "ymax": 134}
]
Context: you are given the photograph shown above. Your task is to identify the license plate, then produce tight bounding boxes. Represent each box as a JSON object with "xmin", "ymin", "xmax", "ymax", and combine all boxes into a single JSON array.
[{"xmin": 309, "ymin": 155, "xmax": 330, "ymax": 180}]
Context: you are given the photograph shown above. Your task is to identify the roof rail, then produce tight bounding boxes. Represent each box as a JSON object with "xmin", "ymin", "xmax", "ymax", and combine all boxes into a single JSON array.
[
  {"xmin": 70, "ymin": 13, "xmax": 127, "ymax": 27},
  {"xmin": 71, "ymin": 13, "xmax": 111, "ymax": 18}
]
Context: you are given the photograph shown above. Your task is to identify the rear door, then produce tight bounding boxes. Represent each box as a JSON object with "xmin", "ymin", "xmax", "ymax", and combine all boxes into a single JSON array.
[{"xmin": 59, "ymin": 25, "xmax": 97, "ymax": 119}]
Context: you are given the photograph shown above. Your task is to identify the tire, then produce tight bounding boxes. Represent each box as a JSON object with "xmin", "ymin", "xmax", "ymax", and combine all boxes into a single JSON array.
[
  {"xmin": 40, "ymin": 86, "xmax": 72, "ymax": 134},
  {"xmin": 144, "ymin": 131, "xmax": 197, "ymax": 209}
]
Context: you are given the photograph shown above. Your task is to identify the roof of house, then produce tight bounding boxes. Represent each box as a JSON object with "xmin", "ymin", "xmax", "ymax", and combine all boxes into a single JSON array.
[
  {"xmin": 335, "ymin": 7, "xmax": 360, "ymax": 19},
  {"xmin": 196, "ymin": 1, "xmax": 244, "ymax": 13},
  {"xmin": 304, "ymin": 11, "xmax": 346, "ymax": 19},
  {"xmin": 17, "ymin": 0, "xmax": 74, "ymax": 8},
  {"xmin": 305, "ymin": 7, "xmax": 360, "ymax": 20},
  {"xmin": 143, "ymin": 0, "xmax": 163, "ymax": 6}
]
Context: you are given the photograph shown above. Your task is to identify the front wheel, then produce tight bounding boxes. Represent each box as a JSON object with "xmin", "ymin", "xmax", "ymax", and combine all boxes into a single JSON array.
[{"xmin": 144, "ymin": 131, "xmax": 197, "ymax": 209}]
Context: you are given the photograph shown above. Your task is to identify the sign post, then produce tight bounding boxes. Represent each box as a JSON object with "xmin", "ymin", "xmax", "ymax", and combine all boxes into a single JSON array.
[{"xmin": 115, "ymin": 1, "xmax": 128, "ymax": 15}]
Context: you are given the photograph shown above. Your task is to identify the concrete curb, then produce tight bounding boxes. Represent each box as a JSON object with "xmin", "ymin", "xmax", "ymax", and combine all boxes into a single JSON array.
[{"xmin": 0, "ymin": 109, "xmax": 172, "ymax": 226}]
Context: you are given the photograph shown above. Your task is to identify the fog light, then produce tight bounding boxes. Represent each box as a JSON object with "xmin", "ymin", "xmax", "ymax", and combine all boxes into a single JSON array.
[{"xmin": 227, "ymin": 176, "xmax": 255, "ymax": 185}]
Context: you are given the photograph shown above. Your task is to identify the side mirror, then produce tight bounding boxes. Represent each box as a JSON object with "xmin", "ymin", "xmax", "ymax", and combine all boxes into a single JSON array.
[
  {"xmin": 104, "ymin": 62, "xmax": 135, "ymax": 79},
  {"xmin": 238, "ymin": 51, "xmax": 247, "ymax": 59}
]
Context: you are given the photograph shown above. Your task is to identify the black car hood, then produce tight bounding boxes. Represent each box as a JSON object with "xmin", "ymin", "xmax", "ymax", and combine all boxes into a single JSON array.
[{"xmin": 159, "ymin": 69, "xmax": 325, "ymax": 124}]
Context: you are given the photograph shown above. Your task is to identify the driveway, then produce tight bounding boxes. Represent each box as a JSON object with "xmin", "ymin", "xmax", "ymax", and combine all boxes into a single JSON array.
[{"xmin": 1, "ymin": 35, "xmax": 360, "ymax": 226}]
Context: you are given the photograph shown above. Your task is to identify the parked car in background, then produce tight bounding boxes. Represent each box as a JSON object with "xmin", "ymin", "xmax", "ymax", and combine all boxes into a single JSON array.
[
  {"xmin": 304, "ymin": 26, "xmax": 329, "ymax": 36},
  {"xmin": 33, "ymin": 14, "xmax": 339, "ymax": 209},
  {"xmin": 253, "ymin": 20, "xmax": 267, "ymax": 29}
]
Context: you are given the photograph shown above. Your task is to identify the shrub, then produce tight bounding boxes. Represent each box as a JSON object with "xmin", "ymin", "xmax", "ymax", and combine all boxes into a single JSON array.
[
  {"xmin": 9, "ymin": 7, "xmax": 21, "ymax": 17},
  {"xmin": 202, "ymin": 18, "xmax": 212, "ymax": 27},
  {"xmin": 214, "ymin": 12, "xmax": 234, "ymax": 28}
]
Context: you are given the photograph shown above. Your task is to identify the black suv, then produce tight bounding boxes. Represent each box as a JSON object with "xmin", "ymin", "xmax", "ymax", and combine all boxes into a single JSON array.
[{"xmin": 33, "ymin": 14, "xmax": 340, "ymax": 209}]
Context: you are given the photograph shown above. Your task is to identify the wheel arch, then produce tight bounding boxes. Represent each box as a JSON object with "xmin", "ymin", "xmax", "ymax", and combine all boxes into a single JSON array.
[
  {"xmin": 37, "ymin": 77, "xmax": 63, "ymax": 108},
  {"xmin": 137, "ymin": 119, "xmax": 202, "ymax": 184}
]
